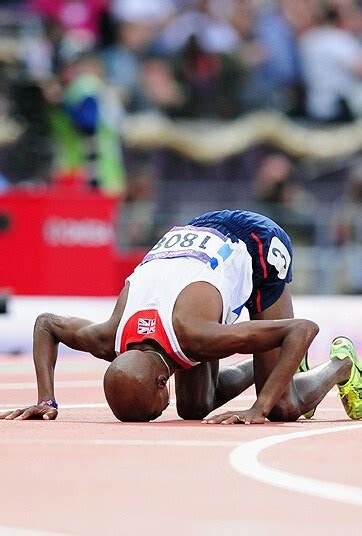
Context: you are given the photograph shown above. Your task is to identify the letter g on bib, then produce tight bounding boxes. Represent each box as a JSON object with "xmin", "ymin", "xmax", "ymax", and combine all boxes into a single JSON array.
[{"xmin": 266, "ymin": 236, "xmax": 291, "ymax": 280}]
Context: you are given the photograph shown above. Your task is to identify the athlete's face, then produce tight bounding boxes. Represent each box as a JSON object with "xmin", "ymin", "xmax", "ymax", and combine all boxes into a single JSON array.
[{"xmin": 149, "ymin": 381, "xmax": 170, "ymax": 421}]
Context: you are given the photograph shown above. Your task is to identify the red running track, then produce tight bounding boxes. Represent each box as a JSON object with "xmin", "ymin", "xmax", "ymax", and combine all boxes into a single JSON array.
[{"xmin": 0, "ymin": 354, "xmax": 361, "ymax": 536}]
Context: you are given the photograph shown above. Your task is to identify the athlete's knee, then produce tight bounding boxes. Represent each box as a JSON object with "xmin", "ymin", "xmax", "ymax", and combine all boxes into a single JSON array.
[
  {"xmin": 35, "ymin": 312, "xmax": 51, "ymax": 328},
  {"xmin": 268, "ymin": 397, "xmax": 301, "ymax": 422},
  {"xmin": 297, "ymin": 319, "xmax": 319, "ymax": 342}
]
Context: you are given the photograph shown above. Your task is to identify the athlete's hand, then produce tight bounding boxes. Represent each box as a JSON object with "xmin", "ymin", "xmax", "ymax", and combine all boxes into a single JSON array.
[
  {"xmin": 0, "ymin": 404, "xmax": 58, "ymax": 420},
  {"xmin": 202, "ymin": 408, "xmax": 265, "ymax": 425}
]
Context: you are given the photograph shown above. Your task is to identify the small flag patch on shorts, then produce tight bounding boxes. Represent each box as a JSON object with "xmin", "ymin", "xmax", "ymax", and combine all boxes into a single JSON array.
[{"xmin": 137, "ymin": 318, "xmax": 156, "ymax": 335}]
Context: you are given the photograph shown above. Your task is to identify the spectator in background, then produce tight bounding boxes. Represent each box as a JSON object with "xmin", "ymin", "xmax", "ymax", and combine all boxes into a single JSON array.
[
  {"xmin": 101, "ymin": 17, "xmax": 156, "ymax": 112},
  {"xmin": 102, "ymin": 8, "xmax": 185, "ymax": 115},
  {"xmin": 251, "ymin": 153, "xmax": 315, "ymax": 243},
  {"xmin": 158, "ymin": 0, "xmax": 239, "ymax": 54},
  {"xmin": 140, "ymin": 56, "xmax": 185, "ymax": 116},
  {"xmin": 280, "ymin": 0, "xmax": 320, "ymax": 35},
  {"xmin": 337, "ymin": 0, "xmax": 362, "ymax": 37},
  {"xmin": 172, "ymin": 34, "xmax": 242, "ymax": 118},
  {"xmin": 335, "ymin": 162, "xmax": 362, "ymax": 246},
  {"xmin": 111, "ymin": 0, "xmax": 176, "ymax": 27},
  {"xmin": 23, "ymin": 17, "xmax": 65, "ymax": 79},
  {"xmin": 329, "ymin": 161, "xmax": 362, "ymax": 292},
  {"xmin": 299, "ymin": 5, "xmax": 362, "ymax": 122},
  {"xmin": 46, "ymin": 51, "xmax": 125, "ymax": 195},
  {"xmin": 27, "ymin": 0, "xmax": 109, "ymax": 50},
  {"xmin": 0, "ymin": 0, "xmax": 25, "ymax": 7},
  {"xmin": 252, "ymin": 153, "xmax": 301, "ymax": 207},
  {"xmin": 237, "ymin": 0, "xmax": 305, "ymax": 113},
  {"xmin": 230, "ymin": 0, "xmax": 269, "ymax": 113},
  {"xmin": 347, "ymin": 163, "xmax": 362, "ymax": 205},
  {"xmin": 1, "ymin": 79, "xmax": 53, "ymax": 186},
  {"xmin": 119, "ymin": 163, "xmax": 157, "ymax": 248}
]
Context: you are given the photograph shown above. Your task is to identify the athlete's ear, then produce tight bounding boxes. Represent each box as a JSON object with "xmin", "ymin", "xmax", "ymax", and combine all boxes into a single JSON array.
[{"xmin": 156, "ymin": 375, "xmax": 168, "ymax": 389}]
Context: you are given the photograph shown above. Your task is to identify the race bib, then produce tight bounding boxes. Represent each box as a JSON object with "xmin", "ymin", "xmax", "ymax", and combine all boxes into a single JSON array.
[{"xmin": 141, "ymin": 226, "xmax": 233, "ymax": 267}]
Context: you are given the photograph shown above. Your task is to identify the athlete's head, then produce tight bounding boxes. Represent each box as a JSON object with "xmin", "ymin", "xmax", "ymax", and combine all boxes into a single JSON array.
[{"xmin": 103, "ymin": 350, "xmax": 170, "ymax": 422}]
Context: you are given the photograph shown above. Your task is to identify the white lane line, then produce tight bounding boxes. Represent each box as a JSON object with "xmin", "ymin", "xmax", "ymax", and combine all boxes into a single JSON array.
[
  {"xmin": 0, "ymin": 527, "xmax": 68, "ymax": 535},
  {"xmin": 0, "ymin": 402, "xmax": 157, "ymax": 411},
  {"xmin": 89, "ymin": 439, "xmax": 242, "ymax": 447},
  {"xmin": 229, "ymin": 423, "xmax": 362, "ymax": 507},
  {"xmin": 0, "ymin": 438, "xmax": 242, "ymax": 448},
  {"xmin": 0, "ymin": 380, "xmax": 101, "ymax": 390},
  {"xmin": 0, "ymin": 403, "xmax": 108, "ymax": 411}
]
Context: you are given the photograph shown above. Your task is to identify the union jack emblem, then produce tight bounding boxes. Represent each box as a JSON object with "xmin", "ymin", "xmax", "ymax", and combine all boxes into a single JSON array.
[{"xmin": 137, "ymin": 317, "xmax": 156, "ymax": 335}]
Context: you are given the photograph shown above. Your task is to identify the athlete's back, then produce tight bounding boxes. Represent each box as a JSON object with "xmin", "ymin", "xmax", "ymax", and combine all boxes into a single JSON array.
[
  {"xmin": 115, "ymin": 224, "xmax": 254, "ymax": 367},
  {"xmin": 189, "ymin": 210, "xmax": 293, "ymax": 314}
]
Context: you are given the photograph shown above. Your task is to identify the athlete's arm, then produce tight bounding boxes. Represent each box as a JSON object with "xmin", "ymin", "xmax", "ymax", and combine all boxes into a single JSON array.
[
  {"xmin": 196, "ymin": 318, "xmax": 319, "ymax": 424},
  {"xmin": 34, "ymin": 312, "xmax": 116, "ymax": 393},
  {"xmin": 0, "ymin": 313, "xmax": 116, "ymax": 421}
]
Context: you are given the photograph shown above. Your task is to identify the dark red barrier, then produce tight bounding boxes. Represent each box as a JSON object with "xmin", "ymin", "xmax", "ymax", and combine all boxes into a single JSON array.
[{"xmin": 0, "ymin": 189, "xmax": 144, "ymax": 296}]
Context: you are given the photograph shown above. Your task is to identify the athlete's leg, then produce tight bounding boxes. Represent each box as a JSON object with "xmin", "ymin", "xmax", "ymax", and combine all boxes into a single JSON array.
[
  {"xmin": 174, "ymin": 280, "xmax": 324, "ymax": 421},
  {"xmin": 251, "ymin": 285, "xmax": 351, "ymax": 420},
  {"xmin": 175, "ymin": 358, "xmax": 254, "ymax": 420},
  {"xmin": 215, "ymin": 358, "xmax": 254, "ymax": 407}
]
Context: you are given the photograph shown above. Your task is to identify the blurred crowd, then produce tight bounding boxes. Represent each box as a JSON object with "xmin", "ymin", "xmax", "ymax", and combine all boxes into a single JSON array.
[
  {"xmin": 0, "ymin": 0, "xmax": 361, "ymax": 257},
  {"xmin": 4, "ymin": 0, "xmax": 361, "ymax": 121}
]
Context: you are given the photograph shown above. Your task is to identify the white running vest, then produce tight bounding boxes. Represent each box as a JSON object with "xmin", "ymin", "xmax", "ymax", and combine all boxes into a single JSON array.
[{"xmin": 115, "ymin": 226, "xmax": 253, "ymax": 368}]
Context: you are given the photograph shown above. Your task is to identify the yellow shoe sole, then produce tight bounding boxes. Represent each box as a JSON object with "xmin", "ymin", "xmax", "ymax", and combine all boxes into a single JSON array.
[{"xmin": 330, "ymin": 337, "xmax": 362, "ymax": 420}]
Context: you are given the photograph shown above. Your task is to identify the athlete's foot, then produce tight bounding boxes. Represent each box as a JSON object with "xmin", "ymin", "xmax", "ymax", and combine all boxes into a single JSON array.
[
  {"xmin": 297, "ymin": 352, "xmax": 316, "ymax": 419},
  {"xmin": 330, "ymin": 337, "xmax": 362, "ymax": 420}
]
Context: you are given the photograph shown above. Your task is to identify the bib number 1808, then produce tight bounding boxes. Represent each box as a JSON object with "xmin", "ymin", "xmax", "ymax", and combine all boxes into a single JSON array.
[{"xmin": 151, "ymin": 232, "xmax": 212, "ymax": 251}]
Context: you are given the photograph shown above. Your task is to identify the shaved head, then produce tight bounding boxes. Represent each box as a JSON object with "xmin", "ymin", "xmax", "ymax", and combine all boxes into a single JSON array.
[{"xmin": 103, "ymin": 350, "xmax": 170, "ymax": 422}]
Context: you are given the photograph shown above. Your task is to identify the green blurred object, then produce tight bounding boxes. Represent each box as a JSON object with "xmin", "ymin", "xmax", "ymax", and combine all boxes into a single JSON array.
[
  {"xmin": 49, "ymin": 74, "xmax": 125, "ymax": 195},
  {"xmin": 50, "ymin": 107, "xmax": 85, "ymax": 172}
]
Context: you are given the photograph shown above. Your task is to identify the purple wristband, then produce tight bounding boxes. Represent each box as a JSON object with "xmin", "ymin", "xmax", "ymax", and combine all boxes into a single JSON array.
[{"xmin": 39, "ymin": 399, "xmax": 58, "ymax": 410}]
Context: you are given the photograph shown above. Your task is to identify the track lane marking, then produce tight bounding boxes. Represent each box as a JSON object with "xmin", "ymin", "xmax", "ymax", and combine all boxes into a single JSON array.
[
  {"xmin": 0, "ymin": 438, "xmax": 243, "ymax": 448},
  {"xmin": 0, "ymin": 527, "xmax": 68, "ymax": 536},
  {"xmin": 0, "ymin": 403, "xmax": 109, "ymax": 410},
  {"xmin": 229, "ymin": 423, "xmax": 362, "ymax": 506},
  {"xmin": 0, "ymin": 380, "xmax": 101, "ymax": 390}
]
